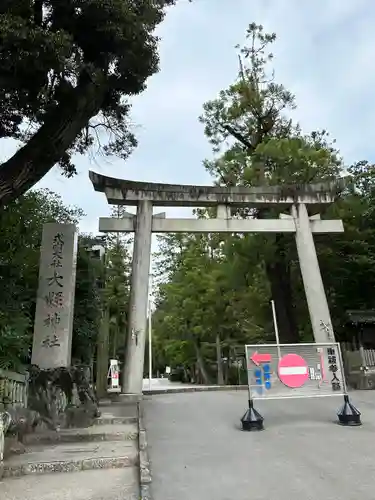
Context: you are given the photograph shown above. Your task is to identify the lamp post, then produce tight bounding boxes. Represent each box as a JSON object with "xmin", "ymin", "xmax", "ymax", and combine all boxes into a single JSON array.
[
  {"xmin": 147, "ymin": 272, "xmax": 154, "ymax": 390},
  {"xmin": 148, "ymin": 294, "xmax": 152, "ymax": 390},
  {"xmin": 270, "ymin": 299, "xmax": 281, "ymax": 361}
]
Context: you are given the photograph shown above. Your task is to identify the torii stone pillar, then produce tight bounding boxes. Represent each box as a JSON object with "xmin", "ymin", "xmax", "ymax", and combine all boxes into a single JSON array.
[
  {"xmin": 123, "ymin": 200, "xmax": 153, "ymax": 394},
  {"xmin": 292, "ymin": 203, "xmax": 334, "ymax": 343}
]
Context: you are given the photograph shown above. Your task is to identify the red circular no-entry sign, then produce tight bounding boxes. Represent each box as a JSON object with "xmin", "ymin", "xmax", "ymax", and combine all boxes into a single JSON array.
[{"xmin": 278, "ymin": 353, "xmax": 309, "ymax": 388}]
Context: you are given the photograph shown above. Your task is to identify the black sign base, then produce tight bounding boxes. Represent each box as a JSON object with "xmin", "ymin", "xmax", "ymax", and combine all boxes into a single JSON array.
[
  {"xmin": 337, "ymin": 395, "xmax": 362, "ymax": 426},
  {"xmin": 241, "ymin": 399, "xmax": 264, "ymax": 431}
]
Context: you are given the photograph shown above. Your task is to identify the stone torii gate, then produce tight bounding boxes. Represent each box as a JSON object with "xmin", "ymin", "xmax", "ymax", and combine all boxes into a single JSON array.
[{"xmin": 89, "ymin": 171, "xmax": 345, "ymax": 395}]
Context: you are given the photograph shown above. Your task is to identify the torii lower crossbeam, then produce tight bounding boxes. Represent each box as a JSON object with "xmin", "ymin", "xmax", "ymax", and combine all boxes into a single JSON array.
[{"xmin": 99, "ymin": 215, "xmax": 344, "ymax": 234}]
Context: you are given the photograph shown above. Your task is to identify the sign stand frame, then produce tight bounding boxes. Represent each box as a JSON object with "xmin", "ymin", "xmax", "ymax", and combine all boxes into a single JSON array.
[
  {"xmin": 241, "ymin": 353, "xmax": 265, "ymax": 431},
  {"xmin": 336, "ymin": 345, "xmax": 361, "ymax": 425},
  {"xmin": 241, "ymin": 342, "xmax": 362, "ymax": 430},
  {"xmin": 337, "ymin": 394, "xmax": 361, "ymax": 426},
  {"xmin": 241, "ymin": 397, "xmax": 264, "ymax": 431}
]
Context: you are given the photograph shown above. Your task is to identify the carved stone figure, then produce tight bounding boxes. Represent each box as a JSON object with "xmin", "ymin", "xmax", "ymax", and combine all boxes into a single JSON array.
[{"xmin": 27, "ymin": 364, "xmax": 100, "ymax": 429}]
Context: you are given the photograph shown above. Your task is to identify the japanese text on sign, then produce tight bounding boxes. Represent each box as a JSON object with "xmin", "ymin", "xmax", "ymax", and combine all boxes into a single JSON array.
[
  {"xmin": 245, "ymin": 343, "xmax": 346, "ymax": 400},
  {"xmin": 32, "ymin": 222, "xmax": 78, "ymax": 369},
  {"xmin": 42, "ymin": 232, "xmax": 66, "ymax": 348}
]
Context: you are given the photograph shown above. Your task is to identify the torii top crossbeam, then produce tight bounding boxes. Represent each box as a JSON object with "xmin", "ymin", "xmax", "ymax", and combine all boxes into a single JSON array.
[{"xmin": 89, "ymin": 171, "xmax": 344, "ymax": 208}]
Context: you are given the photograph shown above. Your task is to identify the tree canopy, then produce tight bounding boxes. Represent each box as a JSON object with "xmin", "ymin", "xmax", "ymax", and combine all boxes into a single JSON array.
[
  {"xmin": 151, "ymin": 24, "xmax": 375, "ymax": 384},
  {"xmin": 2, "ymin": 19, "xmax": 375, "ymax": 390},
  {"xmin": 0, "ymin": 0, "xmax": 181, "ymax": 206},
  {"xmin": 0, "ymin": 189, "xmax": 130, "ymax": 371},
  {"xmin": 198, "ymin": 23, "xmax": 342, "ymax": 344}
]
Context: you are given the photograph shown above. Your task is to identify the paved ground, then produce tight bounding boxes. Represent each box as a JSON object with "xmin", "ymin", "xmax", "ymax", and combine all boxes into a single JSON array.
[
  {"xmin": 142, "ymin": 377, "xmax": 239, "ymax": 394},
  {"xmin": 142, "ymin": 377, "xmax": 197, "ymax": 392},
  {"xmin": 144, "ymin": 390, "xmax": 375, "ymax": 500},
  {"xmin": 2, "ymin": 467, "xmax": 139, "ymax": 500}
]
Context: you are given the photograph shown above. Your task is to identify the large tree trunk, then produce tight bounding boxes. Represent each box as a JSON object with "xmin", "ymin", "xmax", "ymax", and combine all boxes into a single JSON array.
[
  {"xmin": 96, "ymin": 306, "xmax": 110, "ymax": 399},
  {"xmin": 193, "ymin": 341, "xmax": 211, "ymax": 385},
  {"xmin": 215, "ymin": 333, "xmax": 224, "ymax": 385},
  {"xmin": 265, "ymin": 236, "xmax": 299, "ymax": 343},
  {"xmin": 112, "ymin": 323, "xmax": 119, "ymax": 359},
  {"xmin": 0, "ymin": 75, "xmax": 106, "ymax": 206}
]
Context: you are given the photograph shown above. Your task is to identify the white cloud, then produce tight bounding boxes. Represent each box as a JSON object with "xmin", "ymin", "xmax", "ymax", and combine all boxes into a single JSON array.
[{"xmin": 1, "ymin": 0, "xmax": 374, "ymax": 234}]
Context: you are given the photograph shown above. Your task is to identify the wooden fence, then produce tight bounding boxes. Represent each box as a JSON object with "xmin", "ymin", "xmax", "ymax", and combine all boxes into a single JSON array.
[
  {"xmin": 0, "ymin": 368, "xmax": 69, "ymax": 412},
  {"xmin": 0, "ymin": 369, "xmax": 29, "ymax": 464},
  {"xmin": 341, "ymin": 344, "xmax": 375, "ymax": 389},
  {"xmin": 0, "ymin": 369, "xmax": 28, "ymax": 410},
  {"xmin": 341, "ymin": 346, "xmax": 375, "ymax": 370},
  {"xmin": 362, "ymin": 348, "xmax": 375, "ymax": 367}
]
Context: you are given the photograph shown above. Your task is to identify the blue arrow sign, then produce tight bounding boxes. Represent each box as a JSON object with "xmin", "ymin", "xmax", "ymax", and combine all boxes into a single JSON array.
[
  {"xmin": 253, "ymin": 364, "xmax": 272, "ymax": 392},
  {"xmin": 254, "ymin": 368, "xmax": 263, "ymax": 394},
  {"xmin": 263, "ymin": 363, "xmax": 271, "ymax": 390}
]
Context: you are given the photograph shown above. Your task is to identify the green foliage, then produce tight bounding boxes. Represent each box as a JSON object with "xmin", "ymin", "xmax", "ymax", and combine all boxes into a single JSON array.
[
  {"xmin": 105, "ymin": 235, "xmax": 131, "ymax": 359},
  {"xmin": 200, "ymin": 23, "xmax": 341, "ymax": 189},
  {"xmin": 152, "ymin": 232, "xmax": 275, "ymax": 381},
  {"xmin": 316, "ymin": 164, "xmax": 375, "ymax": 335},
  {"xmin": 0, "ymin": 189, "xmax": 104, "ymax": 370},
  {"xmin": 0, "ymin": 0, "xmax": 178, "ymax": 161},
  {"xmin": 152, "ymin": 23, "xmax": 375, "ymax": 382},
  {"xmin": 99, "ymin": 206, "xmax": 132, "ymax": 359},
  {"xmin": 199, "ymin": 23, "xmax": 345, "ymax": 343},
  {"xmin": 72, "ymin": 235, "xmax": 105, "ymax": 363},
  {"xmin": 0, "ymin": 325, "xmax": 30, "ymax": 371},
  {"xmin": 0, "ymin": 0, "xmax": 183, "ymax": 205}
]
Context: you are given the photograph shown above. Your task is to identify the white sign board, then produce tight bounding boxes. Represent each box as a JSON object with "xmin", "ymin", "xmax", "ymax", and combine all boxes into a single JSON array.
[
  {"xmin": 108, "ymin": 359, "xmax": 120, "ymax": 391},
  {"xmin": 245, "ymin": 343, "xmax": 346, "ymax": 400}
]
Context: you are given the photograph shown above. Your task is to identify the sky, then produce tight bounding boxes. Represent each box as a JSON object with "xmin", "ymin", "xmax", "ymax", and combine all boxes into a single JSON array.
[{"xmin": 1, "ymin": 0, "xmax": 375, "ymax": 235}]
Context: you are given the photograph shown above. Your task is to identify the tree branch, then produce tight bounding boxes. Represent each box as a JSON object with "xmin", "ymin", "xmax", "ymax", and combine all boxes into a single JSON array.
[
  {"xmin": 223, "ymin": 124, "xmax": 255, "ymax": 152},
  {"xmin": 0, "ymin": 76, "xmax": 107, "ymax": 207},
  {"xmin": 34, "ymin": 0, "xmax": 43, "ymax": 25}
]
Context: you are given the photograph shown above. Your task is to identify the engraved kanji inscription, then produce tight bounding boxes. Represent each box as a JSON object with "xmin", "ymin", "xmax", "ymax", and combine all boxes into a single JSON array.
[
  {"xmin": 41, "ymin": 335, "xmax": 60, "ymax": 348},
  {"xmin": 47, "ymin": 270, "xmax": 63, "ymax": 288},
  {"xmin": 44, "ymin": 291, "xmax": 64, "ymax": 308}
]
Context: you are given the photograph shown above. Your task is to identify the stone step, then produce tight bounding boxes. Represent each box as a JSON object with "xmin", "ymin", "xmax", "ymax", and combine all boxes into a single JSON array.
[
  {"xmin": 94, "ymin": 415, "xmax": 138, "ymax": 425},
  {"xmin": 1, "ymin": 466, "xmax": 140, "ymax": 500},
  {"xmin": 95, "ymin": 404, "xmax": 138, "ymax": 426},
  {"xmin": 2, "ymin": 439, "xmax": 138, "ymax": 478},
  {"xmin": 23, "ymin": 423, "xmax": 138, "ymax": 445},
  {"xmin": 100, "ymin": 393, "xmax": 142, "ymax": 405}
]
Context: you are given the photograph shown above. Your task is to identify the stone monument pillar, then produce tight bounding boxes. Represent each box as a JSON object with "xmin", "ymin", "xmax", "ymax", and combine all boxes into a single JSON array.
[
  {"xmin": 292, "ymin": 203, "xmax": 334, "ymax": 343},
  {"xmin": 123, "ymin": 201, "xmax": 153, "ymax": 394},
  {"xmin": 31, "ymin": 223, "xmax": 78, "ymax": 369}
]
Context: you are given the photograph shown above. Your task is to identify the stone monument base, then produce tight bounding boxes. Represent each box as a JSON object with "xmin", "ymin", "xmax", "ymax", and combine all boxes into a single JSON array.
[{"xmin": 27, "ymin": 364, "xmax": 100, "ymax": 430}]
